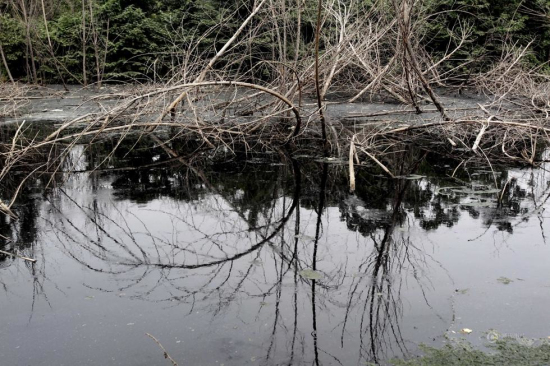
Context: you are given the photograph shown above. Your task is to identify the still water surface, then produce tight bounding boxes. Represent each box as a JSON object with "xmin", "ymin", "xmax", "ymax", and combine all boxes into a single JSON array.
[{"xmin": 1, "ymin": 144, "xmax": 549, "ymax": 365}]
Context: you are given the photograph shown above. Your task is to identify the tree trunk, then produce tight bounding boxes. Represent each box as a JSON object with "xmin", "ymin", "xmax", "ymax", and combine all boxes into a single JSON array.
[
  {"xmin": 294, "ymin": 0, "xmax": 301, "ymax": 67},
  {"xmin": 19, "ymin": 0, "xmax": 37, "ymax": 83},
  {"xmin": 0, "ymin": 42, "xmax": 15, "ymax": 84},
  {"xmin": 87, "ymin": 0, "xmax": 102, "ymax": 88},
  {"xmin": 40, "ymin": 0, "xmax": 68, "ymax": 90},
  {"xmin": 314, "ymin": 0, "xmax": 328, "ymax": 152},
  {"xmin": 82, "ymin": 0, "xmax": 87, "ymax": 86}
]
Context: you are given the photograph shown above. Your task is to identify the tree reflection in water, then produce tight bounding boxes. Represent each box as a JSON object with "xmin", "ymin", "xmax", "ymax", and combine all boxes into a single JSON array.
[{"xmin": 2, "ymin": 140, "xmax": 550, "ymax": 365}]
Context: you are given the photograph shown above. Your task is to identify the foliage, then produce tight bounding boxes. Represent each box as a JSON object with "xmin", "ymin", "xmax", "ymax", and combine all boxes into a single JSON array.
[
  {"xmin": 422, "ymin": 0, "xmax": 550, "ymax": 76},
  {"xmin": 392, "ymin": 338, "xmax": 550, "ymax": 366},
  {"xmin": 1, "ymin": 0, "xmax": 549, "ymax": 83},
  {"xmin": 0, "ymin": 13, "xmax": 25, "ymax": 77}
]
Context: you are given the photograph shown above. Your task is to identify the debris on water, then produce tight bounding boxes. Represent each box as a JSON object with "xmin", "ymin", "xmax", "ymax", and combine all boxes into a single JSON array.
[
  {"xmin": 250, "ymin": 259, "xmax": 262, "ymax": 266},
  {"xmin": 497, "ymin": 277, "xmax": 513, "ymax": 285},
  {"xmin": 460, "ymin": 201, "xmax": 495, "ymax": 208},
  {"xmin": 299, "ymin": 269, "xmax": 322, "ymax": 280},
  {"xmin": 460, "ymin": 328, "xmax": 473, "ymax": 334},
  {"xmin": 478, "ymin": 189, "xmax": 501, "ymax": 194},
  {"xmin": 454, "ymin": 188, "xmax": 501, "ymax": 194},
  {"xmin": 435, "ymin": 186, "xmax": 463, "ymax": 196},
  {"xmin": 403, "ymin": 174, "xmax": 426, "ymax": 180},
  {"xmin": 295, "ymin": 234, "xmax": 316, "ymax": 241},
  {"xmin": 314, "ymin": 157, "xmax": 347, "ymax": 164}
]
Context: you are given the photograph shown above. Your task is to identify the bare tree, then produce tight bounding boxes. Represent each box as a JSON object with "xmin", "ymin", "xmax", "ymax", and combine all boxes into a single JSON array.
[{"xmin": 81, "ymin": 0, "xmax": 87, "ymax": 86}]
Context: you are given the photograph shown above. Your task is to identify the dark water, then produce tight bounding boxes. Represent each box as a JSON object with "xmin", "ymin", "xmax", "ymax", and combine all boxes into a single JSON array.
[{"xmin": 1, "ymin": 141, "xmax": 550, "ymax": 366}]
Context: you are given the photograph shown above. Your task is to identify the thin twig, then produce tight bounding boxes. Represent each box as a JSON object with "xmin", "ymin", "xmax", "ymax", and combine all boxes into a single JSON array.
[
  {"xmin": 146, "ymin": 333, "xmax": 179, "ymax": 366},
  {"xmin": 0, "ymin": 249, "xmax": 37, "ymax": 263}
]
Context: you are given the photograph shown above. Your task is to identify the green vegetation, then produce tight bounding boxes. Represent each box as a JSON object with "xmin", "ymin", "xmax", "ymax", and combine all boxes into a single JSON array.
[
  {"xmin": 392, "ymin": 338, "xmax": 550, "ymax": 366},
  {"xmin": 0, "ymin": 0, "xmax": 549, "ymax": 84},
  {"xmin": 423, "ymin": 0, "xmax": 550, "ymax": 76}
]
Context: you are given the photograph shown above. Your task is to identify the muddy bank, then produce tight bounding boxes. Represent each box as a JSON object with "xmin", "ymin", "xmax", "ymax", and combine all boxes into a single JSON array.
[{"xmin": 0, "ymin": 85, "xmax": 491, "ymax": 126}]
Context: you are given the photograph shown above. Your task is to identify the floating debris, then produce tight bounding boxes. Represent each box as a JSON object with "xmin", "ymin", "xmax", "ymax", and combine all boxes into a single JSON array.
[
  {"xmin": 497, "ymin": 277, "xmax": 513, "ymax": 285},
  {"xmin": 295, "ymin": 234, "xmax": 316, "ymax": 241},
  {"xmin": 460, "ymin": 201, "xmax": 495, "ymax": 208},
  {"xmin": 404, "ymin": 174, "xmax": 426, "ymax": 180},
  {"xmin": 299, "ymin": 269, "xmax": 322, "ymax": 280}
]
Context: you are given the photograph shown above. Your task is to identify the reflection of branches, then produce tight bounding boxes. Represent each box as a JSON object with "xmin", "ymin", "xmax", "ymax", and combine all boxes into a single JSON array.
[
  {"xmin": 39, "ymin": 155, "xmax": 303, "ymax": 320},
  {"xmin": 465, "ymin": 161, "xmax": 550, "ymax": 244},
  {"xmin": 288, "ymin": 180, "xmax": 301, "ymax": 366},
  {"xmin": 361, "ymin": 179, "xmax": 411, "ymax": 363},
  {"xmin": 130, "ymin": 164, "xmax": 300, "ymax": 272},
  {"xmin": 334, "ymin": 150, "xmax": 440, "ymax": 364},
  {"xmin": 9, "ymin": 141, "xmax": 550, "ymax": 365},
  {"xmin": 312, "ymin": 163, "xmax": 328, "ymax": 366},
  {"xmin": 0, "ymin": 204, "xmax": 51, "ymax": 323}
]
